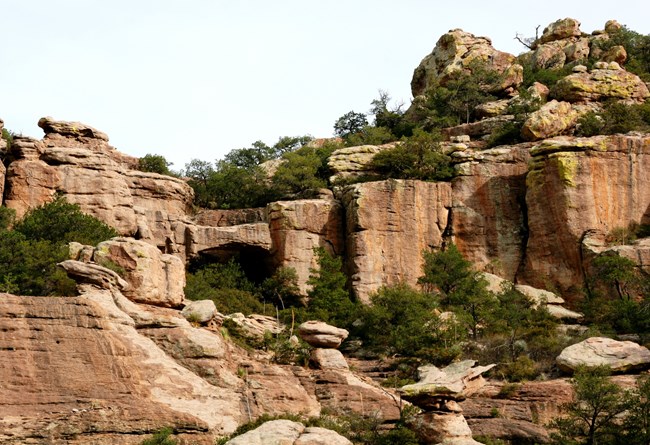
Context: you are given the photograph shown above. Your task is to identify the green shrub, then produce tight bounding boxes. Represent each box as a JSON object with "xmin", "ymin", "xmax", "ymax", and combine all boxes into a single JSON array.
[
  {"xmin": 370, "ymin": 129, "xmax": 454, "ymax": 181},
  {"xmin": 0, "ymin": 198, "xmax": 118, "ymax": 296},
  {"xmin": 140, "ymin": 427, "xmax": 176, "ymax": 445},
  {"xmin": 14, "ymin": 196, "xmax": 118, "ymax": 246},
  {"xmin": 138, "ymin": 154, "xmax": 174, "ymax": 176}
]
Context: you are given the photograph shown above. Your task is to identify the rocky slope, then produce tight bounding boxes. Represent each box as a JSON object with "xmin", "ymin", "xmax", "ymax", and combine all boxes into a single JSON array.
[{"xmin": 2, "ymin": 15, "xmax": 650, "ymax": 445}]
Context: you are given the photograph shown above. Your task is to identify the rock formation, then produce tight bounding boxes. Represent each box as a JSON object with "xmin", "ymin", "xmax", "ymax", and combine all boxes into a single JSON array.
[{"xmin": 341, "ymin": 179, "xmax": 451, "ymax": 302}]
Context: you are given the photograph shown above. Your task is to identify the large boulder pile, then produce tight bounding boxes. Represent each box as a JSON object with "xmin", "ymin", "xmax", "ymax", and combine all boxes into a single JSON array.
[{"xmin": 411, "ymin": 29, "xmax": 522, "ymax": 97}]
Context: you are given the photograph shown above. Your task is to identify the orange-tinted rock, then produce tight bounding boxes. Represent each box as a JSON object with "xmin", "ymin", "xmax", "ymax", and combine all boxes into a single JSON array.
[
  {"xmin": 268, "ymin": 195, "xmax": 344, "ymax": 294},
  {"xmin": 341, "ymin": 180, "xmax": 451, "ymax": 302},
  {"xmin": 522, "ymin": 134, "xmax": 650, "ymax": 296},
  {"xmin": 411, "ymin": 29, "xmax": 520, "ymax": 98},
  {"xmin": 3, "ymin": 118, "xmax": 194, "ymax": 255},
  {"xmin": 451, "ymin": 146, "xmax": 531, "ymax": 280},
  {"xmin": 0, "ymin": 294, "xmax": 242, "ymax": 444}
]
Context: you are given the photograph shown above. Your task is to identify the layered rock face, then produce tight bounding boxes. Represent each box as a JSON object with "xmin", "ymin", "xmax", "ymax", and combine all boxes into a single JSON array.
[
  {"xmin": 0, "ymin": 236, "xmax": 401, "ymax": 443},
  {"xmin": 522, "ymin": 134, "xmax": 650, "ymax": 295},
  {"xmin": 341, "ymin": 180, "xmax": 451, "ymax": 302},
  {"xmin": 3, "ymin": 117, "xmax": 194, "ymax": 254}
]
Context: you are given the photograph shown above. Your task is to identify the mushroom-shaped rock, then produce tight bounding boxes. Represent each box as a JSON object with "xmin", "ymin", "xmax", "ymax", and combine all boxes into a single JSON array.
[
  {"xmin": 310, "ymin": 348, "xmax": 349, "ymax": 370},
  {"xmin": 181, "ymin": 300, "xmax": 217, "ymax": 324},
  {"xmin": 556, "ymin": 337, "xmax": 650, "ymax": 373},
  {"xmin": 298, "ymin": 320, "xmax": 349, "ymax": 348},
  {"xmin": 58, "ymin": 259, "xmax": 129, "ymax": 291},
  {"xmin": 400, "ymin": 360, "xmax": 496, "ymax": 409},
  {"xmin": 38, "ymin": 116, "xmax": 109, "ymax": 141}
]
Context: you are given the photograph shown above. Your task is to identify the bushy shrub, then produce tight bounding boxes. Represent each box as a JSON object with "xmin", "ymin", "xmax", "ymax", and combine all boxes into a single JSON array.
[
  {"xmin": 14, "ymin": 196, "xmax": 118, "ymax": 246},
  {"xmin": 140, "ymin": 427, "xmax": 176, "ymax": 445},
  {"xmin": 138, "ymin": 154, "xmax": 174, "ymax": 176},
  {"xmin": 0, "ymin": 198, "xmax": 118, "ymax": 296},
  {"xmin": 370, "ymin": 129, "xmax": 454, "ymax": 181}
]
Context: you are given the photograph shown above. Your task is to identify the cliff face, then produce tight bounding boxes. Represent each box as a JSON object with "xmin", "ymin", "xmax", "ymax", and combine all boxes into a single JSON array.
[
  {"xmin": 522, "ymin": 134, "xmax": 650, "ymax": 295},
  {"xmin": 341, "ymin": 180, "xmax": 451, "ymax": 302}
]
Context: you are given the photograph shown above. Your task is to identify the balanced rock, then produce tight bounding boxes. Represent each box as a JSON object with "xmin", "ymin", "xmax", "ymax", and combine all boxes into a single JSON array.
[
  {"xmin": 38, "ymin": 116, "xmax": 109, "ymax": 141},
  {"xmin": 298, "ymin": 321, "xmax": 348, "ymax": 348},
  {"xmin": 181, "ymin": 300, "xmax": 217, "ymax": 324},
  {"xmin": 400, "ymin": 360, "xmax": 496, "ymax": 409},
  {"xmin": 538, "ymin": 18, "xmax": 582, "ymax": 45},
  {"xmin": 556, "ymin": 337, "xmax": 650, "ymax": 373}
]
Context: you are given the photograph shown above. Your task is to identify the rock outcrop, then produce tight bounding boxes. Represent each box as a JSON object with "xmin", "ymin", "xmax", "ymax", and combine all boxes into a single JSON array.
[
  {"xmin": 341, "ymin": 179, "xmax": 451, "ymax": 302},
  {"xmin": 522, "ymin": 134, "xmax": 650, "ymax": 295},
  {"xmin": 3, "ymin": 118, "xmax": 194, "ymax": 256},
  {"xmin": 552, "ymin": 64, "xmax": 650, "ymax": 103},
  {"xmin": 411, "ymin": 29, "xmax": 522, "ymax": 97},
  {"xmin": 451, "ymin": 146, "xmax": 531, "ymax": 280},
  {"xmin": 268, "ymin": 193, "xmax": 344, "ymax": 295}
]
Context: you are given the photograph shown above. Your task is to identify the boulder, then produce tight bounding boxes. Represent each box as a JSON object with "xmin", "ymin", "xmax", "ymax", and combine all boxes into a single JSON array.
[
  {"xmin": 93, "ymin": 237, "xmax": 185, "ymax": 308},
  {"xmin": 556, "ymin": 337, "xmax": 650, "ymax": 373},
  {"xmin": 537, "ymin": 18, "xmax": 582, "ymax": 45},
  {"xmin": 310, "ymin": 348, "xmax": 349, "ymax": 370},
  {"xmin": 224, "ymin": 419, "xmax": 304, "ymax": 445},
  {"xmin": 327, "ymin": 143, "xmax": 396, "ymax": 183},
  {"xmin": 412, "ymin": 412, "xmax": 484, "ymax": 445},
  {"xmin": 181, "ymin": 300, "xmax": 217, "ymax": 324},
  {"xmin": 602, "ymin": 45, "xmax": 628, "ymax": 64},
  {"xmin": 58, "ymin": 260, "xmax": 129, "ymax": 291},
  {"xmin": 224, "ymin": 420, "xmax": 353, "ymax": 445},
  {"xmin": 295, "ymin": 426, "xmax": 353, "ymax": 445},
  {"xmin": 38, "ymin": 116, "xmax": 109, "ymax": 141},
  {"xmin": 552, "ymin": 67, "xmax": 650, "ymax": 103},
  {"xmin": 400, "ymin": 360, "xmax": 496, "ymax": 409},
  {"xmin": 298, "ymin": 321, "xmax": 348, "ymax": 348},
  {"xmin": 521, "ymin": 100, "xmax": 579, "ymax": 141}
]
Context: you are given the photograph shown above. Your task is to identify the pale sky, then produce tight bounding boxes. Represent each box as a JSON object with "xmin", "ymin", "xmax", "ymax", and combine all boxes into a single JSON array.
[{"xmin": 2, "ymin": 0, "xmax": 648, "ymax": 170}]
